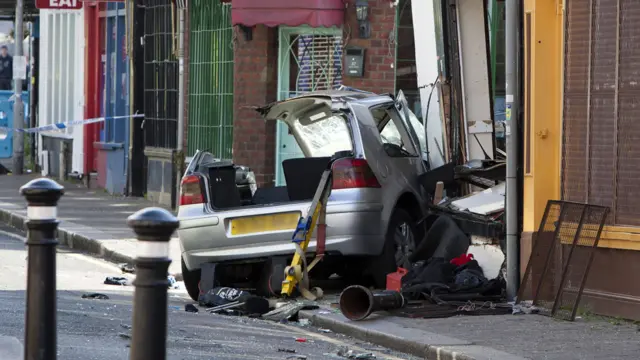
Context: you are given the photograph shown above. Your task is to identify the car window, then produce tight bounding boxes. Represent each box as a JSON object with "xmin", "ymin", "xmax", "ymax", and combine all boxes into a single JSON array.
[
  {"xmin": 375, "ymin": 109, "xmax": 419, "ymax": 157},
  {"xmin": 405, "ymin": 109, "xmax": 427, "ymax": 155},
  {"xmin": 292, "ymin": 115, "xmax": 353, "ymax": 157}
]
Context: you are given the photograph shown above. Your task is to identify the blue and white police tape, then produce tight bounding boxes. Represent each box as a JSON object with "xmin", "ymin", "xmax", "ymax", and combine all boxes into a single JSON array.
[{"xmin": 0, "ymin": 113, "xmax": 145, "ymax": 140}]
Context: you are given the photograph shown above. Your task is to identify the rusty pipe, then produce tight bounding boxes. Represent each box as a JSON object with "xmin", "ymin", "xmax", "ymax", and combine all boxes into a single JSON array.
[{"xmin": 339, "ymin": 285, "xmax": 405, "ymax": 321}]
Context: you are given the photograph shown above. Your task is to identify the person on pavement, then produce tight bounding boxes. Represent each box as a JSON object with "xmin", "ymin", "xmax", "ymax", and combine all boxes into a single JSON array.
[{"xmin": 0, "ymin": 46, "xmax": 12, "ymax": 91}]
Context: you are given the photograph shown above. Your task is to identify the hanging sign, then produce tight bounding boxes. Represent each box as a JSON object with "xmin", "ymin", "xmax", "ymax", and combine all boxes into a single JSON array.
[{"xmin": 36, "ymin": 0, "xmax": 83, "ymax": 10}]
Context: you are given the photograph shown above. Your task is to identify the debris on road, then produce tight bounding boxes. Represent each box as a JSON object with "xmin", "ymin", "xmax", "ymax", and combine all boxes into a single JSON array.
[
  {"xmin": 119, "ymin": 324, "xmax": 132, "ymax": 330},
  {"xmin": 262, "ymin": 301, "xmax": 318, "ymax": 322},
  {"xmin": 286, "ymin": 356, "xmax": 307, "ymax": 360},
  {"xmin": 295, "ymin": 338, "xmax": 307, "ymax": 343},
  {"xmin": 81, "ymin": 293, "xmax": 109, "ymax": 300},
  {"xmin": 337, "ymin": 347, "xmax": 376, "ymax": 359},
  {"xmin": 118, "ymin": 263, "xmax": 135, "ymax": 274},
  {"xmin": 104, "ymin": 276, "xmax": 129, "ymax": 286},
  {"xmin": 184, "ymin": 304, "xmax": 199, "ymax": 313},
  {"xmin": 117, "ymin": 333, "xmax": 131, "ymax": 340},
  {"xmin": 278, "ymin": 348, "xmax": 297, "ymax": 353},
  {"xmin": 319, "ymin": 328, "xmax": 332, "ymax": 333},
  {"xmin": 167, "ymin": 275, "xmax": 177, "ymax": 288}
]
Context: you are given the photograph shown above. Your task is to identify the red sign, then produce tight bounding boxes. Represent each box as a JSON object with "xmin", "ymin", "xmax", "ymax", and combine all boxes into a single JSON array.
[{"xmin": 36, "ymin": 0, "xmax": 83, "ymax": 10}]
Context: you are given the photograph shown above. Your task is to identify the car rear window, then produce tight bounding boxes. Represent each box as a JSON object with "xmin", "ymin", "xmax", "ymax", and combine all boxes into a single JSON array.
[{"xmin": 292, "ymin": 115, "xmax": 353, "ymax": 158}]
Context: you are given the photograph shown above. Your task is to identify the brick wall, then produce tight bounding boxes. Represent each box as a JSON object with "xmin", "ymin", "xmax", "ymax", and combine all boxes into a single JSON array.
[
  {"xmin": 231, "ymin": 0, "xmax": 398, "ymax": 186},
  {"xmin": 341, "ymin": 0, "xmax": 397, "ymax": 94},
  {"xmin": 232, "ymin": 26, "xmax": 279, "ymax": 187}
]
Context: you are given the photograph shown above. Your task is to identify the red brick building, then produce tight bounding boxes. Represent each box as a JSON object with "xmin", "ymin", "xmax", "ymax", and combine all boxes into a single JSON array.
[{"xmin": 183, "ymin": 0, "xmax": 418, "ymax": 187}]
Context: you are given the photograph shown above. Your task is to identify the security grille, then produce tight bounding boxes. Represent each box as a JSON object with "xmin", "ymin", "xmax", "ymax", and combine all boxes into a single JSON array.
[
  {"xmin": 562, "ymin": 0, "xmax": 640, "ymax": 226},
  {"xmin": 187, "ymin": 1, "xmax": 234, "ymax": 158},
  {"xmin": 278, "ymin": 30, "xmax": 343, "ymax": 100},
  {"xmin": 143, "ymin": 0, "xmax": 178, "ymax": 149}
]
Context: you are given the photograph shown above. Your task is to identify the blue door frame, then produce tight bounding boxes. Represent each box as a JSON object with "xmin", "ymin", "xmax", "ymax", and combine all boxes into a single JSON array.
[
  {"xmin": 0, "ymin": 91, "xmax": 30, "ymax": 159},
  {"xmin": 95, "ymin": 2, "xmax": 129, "ymax": 194}
]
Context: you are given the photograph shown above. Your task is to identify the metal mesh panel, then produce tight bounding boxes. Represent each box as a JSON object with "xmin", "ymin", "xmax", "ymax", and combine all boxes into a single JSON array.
[
  {"xmin": 517, "ymin": 201, "xmax": 565, "ymax": 311},
  {"xmin": 517, "ymin": 201, "xmax": 609, "ymax": 321},
  {"xmin": 143, "ymin": 0, "xmax": 178, "ymax": 149},
  {"xmin": 187, "ymin": 1, "xmax": 233, "ymax": 158},
  {"xmin": 553, "ymin": 205, "xmax": 609, "ymax": 321}
]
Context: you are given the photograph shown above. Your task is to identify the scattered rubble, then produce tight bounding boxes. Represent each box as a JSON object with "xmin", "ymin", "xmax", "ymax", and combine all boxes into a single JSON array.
[{"xmin": 81, "ymin": 293, "xmax": 109, "ymax": 300}]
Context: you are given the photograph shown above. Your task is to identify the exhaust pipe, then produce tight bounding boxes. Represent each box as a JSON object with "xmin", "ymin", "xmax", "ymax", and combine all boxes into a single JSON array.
[{"xmin": 339, "ymin": 285, "xmax": 405, "ymax": 321}]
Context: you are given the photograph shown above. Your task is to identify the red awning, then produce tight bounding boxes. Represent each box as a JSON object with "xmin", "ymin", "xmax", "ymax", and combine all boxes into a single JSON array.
[{"xmin": 232, "ymin": 0, "xmax": 345, "ymax": 28}]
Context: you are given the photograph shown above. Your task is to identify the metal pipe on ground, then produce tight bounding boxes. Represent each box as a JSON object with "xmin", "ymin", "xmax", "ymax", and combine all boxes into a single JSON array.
[{"xmin": 339, "ymin": 285, "xmax": 406, "ymax": 321}]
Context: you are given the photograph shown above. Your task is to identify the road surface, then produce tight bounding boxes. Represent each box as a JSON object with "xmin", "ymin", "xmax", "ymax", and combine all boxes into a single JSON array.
[{"xmin": 0, "ymin": 228, "xmax": 416, "ymax": 360}]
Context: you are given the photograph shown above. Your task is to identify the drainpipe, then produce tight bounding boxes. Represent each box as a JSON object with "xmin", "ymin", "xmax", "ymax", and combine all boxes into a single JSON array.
[
  {"xmin": 12, "ymin": 0, "xmax": 25, "ymax": 175},
  {"xmin": 176, "ymin": 1, "xmax": 186, "ymax": 207},
  {"xmin": 177, "ymin": 2, "xmax": 185, "ymax": 154},
  {"xmin": 505, "ymin": 0, "xmax": 521, "ymax": 301}
]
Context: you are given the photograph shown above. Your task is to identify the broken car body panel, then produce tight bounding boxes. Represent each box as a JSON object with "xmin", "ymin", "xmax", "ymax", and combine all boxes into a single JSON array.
[{"xmin": 178, "ymin": 90, "xmax": 431, "ymax": 273}]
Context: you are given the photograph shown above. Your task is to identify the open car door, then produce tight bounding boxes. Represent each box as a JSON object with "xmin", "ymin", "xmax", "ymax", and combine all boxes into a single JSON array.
[{"xmin": 395, "ymin": 90, "xmax": 429, "ymax": 171}]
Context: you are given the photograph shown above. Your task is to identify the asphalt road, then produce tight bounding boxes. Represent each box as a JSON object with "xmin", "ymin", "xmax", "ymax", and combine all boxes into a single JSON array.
[{"xmin": 0, "ymin": 229, "xmax": 417, "ymax": 360}]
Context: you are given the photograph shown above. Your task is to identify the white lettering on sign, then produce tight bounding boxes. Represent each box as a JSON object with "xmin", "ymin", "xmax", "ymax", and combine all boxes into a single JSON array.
[{"xmin": 49, "ymin": 0, "xmax": 77, "ymax": 7}]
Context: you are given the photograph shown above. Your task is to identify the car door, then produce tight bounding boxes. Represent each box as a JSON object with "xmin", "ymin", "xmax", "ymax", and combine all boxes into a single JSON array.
[{"xmin": 395, "ymin": 90, "xmax": 429, "ymax": 171}]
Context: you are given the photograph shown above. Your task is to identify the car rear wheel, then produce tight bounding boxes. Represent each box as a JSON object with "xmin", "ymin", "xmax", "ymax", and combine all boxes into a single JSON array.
[
  {"xmin": 371, "ymin": 208, "xmax": 417, "ymax": 288},
  {"xmin": 181, "ymin": 257, "xmax": 201, "ymax": 302}
]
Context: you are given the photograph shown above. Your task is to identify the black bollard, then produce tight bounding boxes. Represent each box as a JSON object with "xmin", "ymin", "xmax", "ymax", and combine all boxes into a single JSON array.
[
  {"xmin": 127, "ymin": 207, "xmax": 179, "ymax": 360},
  {"xmin": 20, "ymin": 177, "xmax": 64, "ymax": 360}
]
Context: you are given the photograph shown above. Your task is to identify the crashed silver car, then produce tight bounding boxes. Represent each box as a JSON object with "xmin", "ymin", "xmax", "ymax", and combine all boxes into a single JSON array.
[{"xmin": 177, "ymin": 90, "xmax": 432, "ymax": 300}]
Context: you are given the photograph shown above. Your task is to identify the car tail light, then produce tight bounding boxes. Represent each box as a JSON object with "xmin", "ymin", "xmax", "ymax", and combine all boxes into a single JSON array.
[
  {"xmin": 180, "ymin": 175, "xmax": 204, "ymax": 205},
  {"xmin": 331, "ymin": 158, "xmax": 381, "ymax": 190}
]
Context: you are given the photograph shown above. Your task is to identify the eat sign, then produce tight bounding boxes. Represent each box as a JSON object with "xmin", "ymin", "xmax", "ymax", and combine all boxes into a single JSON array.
[{"xmin": 36, "ymin": 0, "xmax": 83, "ymax": 10}]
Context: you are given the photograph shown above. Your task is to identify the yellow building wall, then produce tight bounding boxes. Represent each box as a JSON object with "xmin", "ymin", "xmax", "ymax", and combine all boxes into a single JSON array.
[
  {"xmin": 524, "ymin": 0, "xmax": 640, "ymax": 251},
  {"xmin": 522, "ymin": 0, "xmax": 563, "ymax": 233}
]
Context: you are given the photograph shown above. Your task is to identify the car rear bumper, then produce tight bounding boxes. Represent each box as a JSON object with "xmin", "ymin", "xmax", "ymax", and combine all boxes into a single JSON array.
[{"xmin": 180, "ymin": 204, "xmax": 385, "ymax": 271}]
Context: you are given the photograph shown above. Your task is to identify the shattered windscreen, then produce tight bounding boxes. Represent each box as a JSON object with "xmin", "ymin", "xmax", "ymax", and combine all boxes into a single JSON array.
[{"xmin": 292, "ymin": 115, "xmax": 353, "ymax": 157}]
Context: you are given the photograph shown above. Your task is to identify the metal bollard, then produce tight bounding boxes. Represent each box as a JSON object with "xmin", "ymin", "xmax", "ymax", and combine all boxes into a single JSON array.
[
  {"xmin": 127, "ymin": 207, "xmax": 179, "ymax": 360},
  {"xmin": 20, "ymin": 178, "xmax": 64, "ymax": 360}
]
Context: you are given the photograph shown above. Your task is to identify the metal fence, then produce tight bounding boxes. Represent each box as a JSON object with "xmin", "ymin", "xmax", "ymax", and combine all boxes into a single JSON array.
[
  {"xmin": 144, "ymin": 0, "xmax": 178, "ymax": 149},
  {"xmin": 187, "ymin": 1, "xmax": 234, "ymax": 158}
]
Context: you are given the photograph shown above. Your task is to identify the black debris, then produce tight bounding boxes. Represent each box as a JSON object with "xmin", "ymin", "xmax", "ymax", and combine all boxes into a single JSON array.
[
  {"xmin": 278, "ymin": 348, "xmax": 296, "ymax": 353},
  {"xmin": 118, "ymin": 333, "xmax": 131, "ymax": 340},
  {"xmin": 81, "ymin": 293, "xmax": 109, "ymax": 300},
  {"xmin": 119, "ymin": 263, "xmax": 135, "ymax": 274},
  {"xmin": 185, "ymin": 304, "xmax": 199, "ymax": 313},
  {"xmin": 104, "ymin": 276, "xmax": 128, "ymax": 286}
]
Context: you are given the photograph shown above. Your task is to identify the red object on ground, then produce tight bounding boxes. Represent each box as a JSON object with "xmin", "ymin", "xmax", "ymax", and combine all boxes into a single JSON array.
[
  {"xmin": 386, "ymin": 267, "xmax": 408, "ymax": 292},
  {"xmin": 295, "ymin": 338, "xmax": 307, "ymax": 343},
  {"xmin": 450, "ymin": 253, "xmax": 474, "ymax": 266}
]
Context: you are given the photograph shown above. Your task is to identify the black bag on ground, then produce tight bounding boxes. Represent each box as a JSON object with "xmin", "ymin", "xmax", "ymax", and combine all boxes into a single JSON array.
[{"xmin": 198, "ymin": 287, "xmax": 252, "ymax": 307}]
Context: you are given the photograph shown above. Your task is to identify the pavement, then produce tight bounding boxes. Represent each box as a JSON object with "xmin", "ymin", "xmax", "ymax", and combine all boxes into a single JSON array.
[
  {"xmin": 299, "ymin": 299, "xmax": 640, "ymax": 360},
  {"xmin": 0, "ymin": 173, "xmax": 184, "ymax": 278},
  {"xmin": 2, "ymin": 174, "xmax": 640, "ymax": 360},
  {"xmin": 0, "ymin": 230, "xmax": 419, "ymax": 360}
]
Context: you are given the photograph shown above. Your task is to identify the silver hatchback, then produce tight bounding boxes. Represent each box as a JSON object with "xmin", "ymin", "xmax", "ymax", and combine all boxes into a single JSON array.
[{"xmin": 178, "ymin": 90, "xmax": 432, "ymax": 300}]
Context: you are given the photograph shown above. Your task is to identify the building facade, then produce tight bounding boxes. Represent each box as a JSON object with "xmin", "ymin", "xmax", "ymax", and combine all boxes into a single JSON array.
[{"xmin": 523, "ymin": 0, "xmax": 640, "ymax": 320}]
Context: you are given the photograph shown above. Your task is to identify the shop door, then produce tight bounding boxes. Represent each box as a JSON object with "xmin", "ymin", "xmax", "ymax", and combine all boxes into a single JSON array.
[
  {"xmin": 275, "ymin": 27, "xmax": 343, "ymax": 186},
  {"xmin": 105, "ymin": 2, "xmax": 129, "ymax": 145},
  {"xmin": 187, "ymin": 0, "xmax": 234, "ymax": 158}
]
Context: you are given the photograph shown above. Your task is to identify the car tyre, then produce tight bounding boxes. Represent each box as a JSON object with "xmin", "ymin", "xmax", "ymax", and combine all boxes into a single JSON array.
[
  {"xmin": 182, "ymin": 257, "xmax": 201, "ymax": 302},
  {"xmin": 371, "ymin": 208, "xmax": 418, "ymax": 288}
]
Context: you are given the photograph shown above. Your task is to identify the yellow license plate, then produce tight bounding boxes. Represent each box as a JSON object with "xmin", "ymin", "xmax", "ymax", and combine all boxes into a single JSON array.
[{"xmin": 230, "ymin": 213, "xmax": 300, "ymax": 236}]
